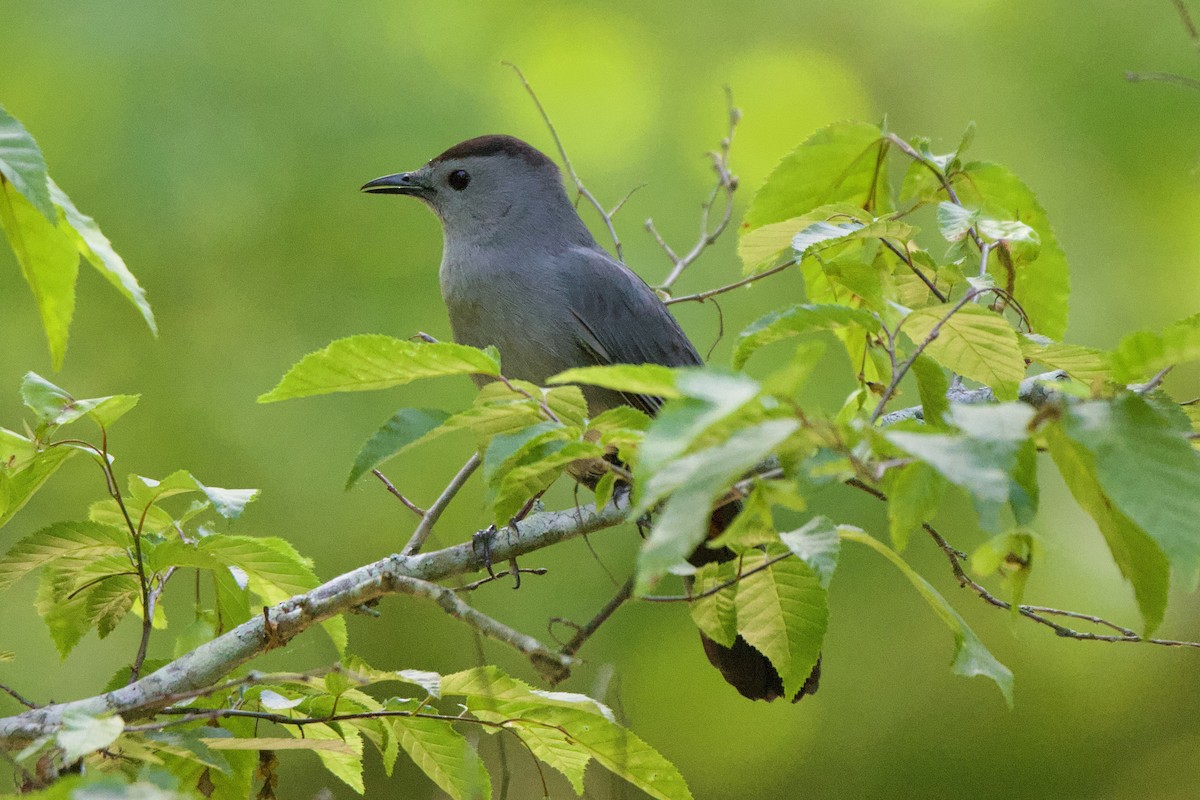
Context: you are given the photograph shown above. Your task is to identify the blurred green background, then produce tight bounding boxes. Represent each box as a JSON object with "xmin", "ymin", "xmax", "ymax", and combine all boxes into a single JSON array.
[{"xmin": 3, "ymin": 1, "xmax": 1200, "ymax": 797}]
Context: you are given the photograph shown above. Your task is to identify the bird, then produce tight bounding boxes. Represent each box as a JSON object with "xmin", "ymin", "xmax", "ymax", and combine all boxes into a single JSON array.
[{"xmin": 362, "ymin": 134, "xmax": 818, "ymax": 702}]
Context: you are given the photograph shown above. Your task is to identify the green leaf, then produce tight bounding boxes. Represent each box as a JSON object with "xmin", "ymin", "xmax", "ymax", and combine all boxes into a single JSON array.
[
  {"xmin": 393, "ymin": 715, "xmax": 491, "ymax": 800},
  {"xmin": 587, "ymin": 405, "xmax": 652, "ymax": 435},
  {"xmin": 936, "ymin": 202, "xmax": 979, "ymax": 243},
  {"xmin": 48, "ymin": 179, "xmax": 156, "ymax": 335},
  {"xmin": 839, "ymin": 527, "xmax": 1013, "ymax": 705},
  {"xmin": 734, "ymin": 549, "xmax": 827, "ymax": 699},
  {"xmin": 37, "ymin": 568, "xmax": 94, "ymax": 658},
  {"xmin": 792, "ymin": 218, "xmax": 913, "ymax": 260},
  {"xmin": 951, "ymin": 162, "xmax": 1070, "ymax": 339},
  {"xmin": 970, "ymin": 530, "xmax": 1039, "ymax": 621},
  {"xmin": 492, "ymin": 439, "xmax": 604, "ymax": 525},
  {"xmin": 346, "ymin": 408, "xmax": 453, "ymax": 488},
  {"xmin": 548, "ymin": 363, "xmax": 680, "ymax": 400},
  {"xmin": 706, "ymin": 483, "xmax": 779, "ymax": 550},
  {"xmin": 778, "ymin": 515, "xmax": 841, "ymax": 588},
  {"xmin": 1020, "ymin": 336, "xmax": 1111, "ymax": 384},
  {"xmin": 878, "ymin": 460, "xmax": 940, "ymax": 554},
  {"xmin": 0, "ymin": 105, "xmax": 54, "ymax": 220},
  {"xmin": 733, "ymin": 303, "xmax": 880, "ymax": 369},
  {"xmin": 902, "ymin": 303, "xmax": 1024, "ymax": 400},
  {"xmin": 1059, "ymin": 394, "xmax": 1200, "ymax": 590},
  {"xmin": 635, "ymin": 370, "xmax": 762, "ymax": 480},
  {"xmin": 469, "ymin": 698, "xmax": 693, "ymax": 800},
  {"xmin": 0, "ymin": 520, "xmax": 127, "ymax": 592},
  {"xmin": 283, "ymin": 723, "xmax": 364, "ymax": 794},
  {"xmin": 19, "ymin": 373, "xmax": 141, "ymax": 432},
  {"xmin": 743, "ymin": 122, "xmax": 890, "ymax": 232},
  {"xmin": 0, "ymin": 174, "xmax": 78, "ymax": 369},
  {"xmin": 153, "ymin": 534, "xmax": 346, "ymax": 652},
  {"xmin": 635, "ymin": 420, "xmax": 799, "ymax": 593},
  {"xmin": 258, "ymin": 336, "xmax": 500, "ymax": 402},
  {"xmin": 1046, "ymin": 426, "xmax": 1169, "ymax": 633},
  {"xmin": 689, "ymin": 560, "xmax": 738, "ymax": 647},
  {"xmin": 127, "ymin": 471, "xmax": 258, "ymax": 520},
  {"xmin": 1111, "ymin": 312, "xmax": 1200, "ymax": 383},
  {"xmin": 910, "ymin": 355, "xmax": 950, "ymax": 427},
  {"xmin": 0, "ymin": 430, "xmax": 75, "ymax": 529},
  {"xmin": 56, "ymin": 710, "xmax": 125, "ymax": 764}
]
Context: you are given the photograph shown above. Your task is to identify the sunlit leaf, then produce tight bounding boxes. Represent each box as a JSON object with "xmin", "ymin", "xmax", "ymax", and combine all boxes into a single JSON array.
[
  {"xmin": 734, "ymin": 549, "xmax": 827, "ymax": 699},
  {"xmin": 392, "ymin": 715, "xmax": 491, "ymax": 800},
  {"xmin": 0, "ymin": 176, "xmax": 78, "ymax": 369},
  {"xmin": 690, "ymin": 560, "xmax": 738, "ymax": 648},
  {"xmin": 744, "ymin": 122, "xmax": 890, "ymax": 233},
  {"xmin": 258, "ymin": 336, "xmax": 500, "ymax": 402},
  {"xmin": 1111, "ymin": 312, "xmax": 1200, "ymax": 384},
  {"xmin": 1046, "ymin": 426, "xmax": 1169, "ymax": 633},
  {"xmin": 49, "ymin": 179, "xmax": 156, "ymax": 335},
  {"xmin": 902, "ymin": 303, "xmax": 1024, "ymax": 400},
  {"xmin": 0, "ymin": 105, "xmax": 54, "ymax": 219},
  {"xmin": 56, "ymin": 710, "xmax": 125, "ymax": 764},
  {"xmin": 733, "ymin": 304, "xmax": 879, "ymax": 369}
]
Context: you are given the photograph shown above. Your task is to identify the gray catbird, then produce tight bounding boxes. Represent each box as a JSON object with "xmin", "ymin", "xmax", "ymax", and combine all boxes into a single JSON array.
[{"xmin": 363, "ymin": 134, "xmax": 818, "ymax": 702}]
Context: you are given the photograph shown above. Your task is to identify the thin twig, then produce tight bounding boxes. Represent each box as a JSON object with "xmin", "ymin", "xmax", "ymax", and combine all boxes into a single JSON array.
[
  {"xmin": 504, "ymin": 61, "xmax": 627, "ymax": 261},
  {"xmin": 1135, "ymin": 365, "xmax": 1173, "ymax": 394},
  {"xmin": 844, "ymin": 478, "xmax": 1200, "ymax": 649},
  {"xmin": 638, "ymin": 551, "xmax": 794, "ymax": 603},
  {"xmin": 881, "ymin": 239, "xmax": 947, "ymax": 303},
  {"xmin": 1173, "ymin": 0, "xmax": 1200, "ymax": 44},
  {"xmin": 654, "ymin": 88, "xmax": 741, "ymax": 292},
  {"xmin": 664, "ymin": 257, "xmax": 797, "ymax": 306},
  {"xmin": 868, "ymin": 288, "xmax": 986, "ymax": 424},
  {"xmin": 1125, "ymin": 70, "xmax": 1200, "ymax": 91},
  {"xmin": 0, "ymin": 683, "xmax": 36, "ymax": 710},
  {"xmin": 558, "ymin": 578, "xmax": 634, "ymax": 662},
  {"xmin": 372, "ymin": 469, "xmax": 426, "ymax": 517},
  {"xmin": 402, "ymin": 453, "xmax": 482, "ymax": 556},
  {"xmin": 456, "ymin": 568, "xmax": 549, "ymax": 592}
]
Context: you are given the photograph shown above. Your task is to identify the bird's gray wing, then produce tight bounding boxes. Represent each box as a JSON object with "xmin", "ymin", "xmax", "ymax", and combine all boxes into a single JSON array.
[{"xmin": 562, "ymin": 246, "xmax": 703, "ymax": 415}]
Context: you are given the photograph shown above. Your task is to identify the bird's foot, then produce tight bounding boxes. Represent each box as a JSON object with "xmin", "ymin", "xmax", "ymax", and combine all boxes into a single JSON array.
[{"xmin": 471, "ymin": 525, "xmax": 499, "ymax": 579}]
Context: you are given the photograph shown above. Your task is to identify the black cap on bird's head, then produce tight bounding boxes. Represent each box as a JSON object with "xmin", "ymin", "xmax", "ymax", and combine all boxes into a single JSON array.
[
  {"xmin": 361, "ymin": 135, "xmax": 557, "ymax": 197},
  {"xmin": 360, "ymin": 135, "xmax": 577, "ymax": 236}
]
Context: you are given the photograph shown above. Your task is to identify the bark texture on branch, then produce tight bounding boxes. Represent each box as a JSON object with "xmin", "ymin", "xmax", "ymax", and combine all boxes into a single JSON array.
[{"xmin": 0, "ymin": 496, "xmax": 631, "ymax": 745}]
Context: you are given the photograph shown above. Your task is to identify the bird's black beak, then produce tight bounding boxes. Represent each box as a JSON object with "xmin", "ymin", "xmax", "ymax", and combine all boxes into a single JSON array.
[{"xmin": 360, "ymin": 172, "xmax": 431, "ymax": 196}]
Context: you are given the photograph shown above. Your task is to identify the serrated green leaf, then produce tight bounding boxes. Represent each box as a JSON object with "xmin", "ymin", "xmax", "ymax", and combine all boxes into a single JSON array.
[
  {"xmin": 936, "ymin": 202, "xmax": 979, "ymax": 242},
  {"xmin": 258, "ymin": 336, "xmax": 500, "ymax": 402},
  {"xmin": 1046, "ymin": 426, "xmax": 1169, "ymax": 633},
  {"xmin": 492, "ymin": 439, "xmax": 604, "ymax": 525},
  {"xmin": 734, "ymin": 303, "xmax": 879, "ymax": 369},
  {"xmin": 778, "ymin": 516, "xmax": 841, "ymax": 588},
  {"xmin": 469, "ymin": 698, "xmax": 693, "ymax": 800},
  {"xmin": 951, "ymin": 162, "xmax": 1069, "ymax": 339},
  {"xmin": 734, "ymin": 549, "xmax": 827, "ymax": 699},
  {"xmin": 0, "ymin": 175, "xmax": 78, "ymax": 369},
  {"xmin": 903, "ymin": 303, "xmax": 1024, "ymax": 400},
  {"xmin": 1059, "ymin": 394, "xmax": 1200, "ymax": 590},
  {"xmin": 56, "ymin": 710, "xmax": 124, "ymax": 764},
  {"xmin": 152, "ymin": 534, "xmax": 346, "ymax": 652},
  {"xmin": 706, "ymin": 484, "xmax": 777, "ymax": 551},
  {"xmin": 17, "ymin": 373, "xmax": 139, "ymax": 430},
  {"xmin": 635, "ymin": 420, "xmax": 799, "ymax": 594},
  {"xmin": 36, "ymin": 568, "xmax": 93, "ymax": 658},
  {"xmin": 393, "ymin": 715, "xmax": 491, "ymax": 800},
  {"xmin": 689, "ymin": 560, "xmax": 738, "ymax": 648},
  {"xmin": 636, "ymin": 370, "xmax": 762, "ymax": 481},
  {"xmin": 548, "ymin": 363, "xmax": 680, "ymax": 400},
  {"xmin": 0, "ymin": 430, "xmax": 75, "ymax": 529},
  {"xmin": 587, "ymin": 405, "xmax": 651, "ymax": 435},
  {"xmin": 910, "ymin": 355, "xmax": 950, "ymax": 427},
  {"xmin": 48, "ymin": 179, "xmax": 156, "ymax": 335},
  {"xmin": 840, "ymin": 527, "xmax": 1013, "ymax": 705},
  {"xmin": 278, "ymin": 723, "xmax": 364, "ymax": 793},
  {"xmin": 1020, "ymin": 336, "xmax": 1111, "ymax": 384},
  {"xmin": 884, "ymin": 462, "xmax": 943, "ymax": 551},
  {"xmin": 0, "ymin": 106, "xmax": 55, "ymax": 219},
  {"xmin": 0, "ymin": 520, "xmax": 127, "ymax": 592},
  {"xmin": 743, "ymin": 122, "xmax": 890, "ymax": 233}
]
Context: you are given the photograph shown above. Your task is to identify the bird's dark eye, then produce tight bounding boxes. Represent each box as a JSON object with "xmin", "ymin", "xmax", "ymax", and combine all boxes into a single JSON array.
[{"xmin": 448, "ymin": 169, "xmax": 471, "ymax": 191}]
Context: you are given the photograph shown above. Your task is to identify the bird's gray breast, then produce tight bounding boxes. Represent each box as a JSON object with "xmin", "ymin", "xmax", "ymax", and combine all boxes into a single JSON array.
[{"xmin": 439, "ymin": 251, "xmax": 574, "ymax": 386}]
